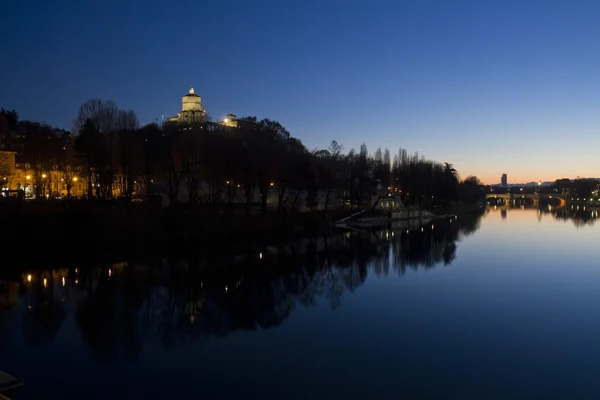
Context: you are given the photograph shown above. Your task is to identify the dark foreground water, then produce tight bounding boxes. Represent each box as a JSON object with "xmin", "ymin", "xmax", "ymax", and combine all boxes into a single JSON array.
[{"xmin": 1, "ymin": 206, "xmax": 600, "ymax": 399}]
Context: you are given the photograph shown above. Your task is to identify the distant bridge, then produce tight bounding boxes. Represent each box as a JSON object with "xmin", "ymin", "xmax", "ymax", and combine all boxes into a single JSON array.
[{"xmin": 485, "ymin": 193, "xmax": 566, "ymax": 206}]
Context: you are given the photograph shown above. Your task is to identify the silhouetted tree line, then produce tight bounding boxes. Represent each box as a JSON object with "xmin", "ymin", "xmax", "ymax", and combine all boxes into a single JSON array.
[
  {"xmin": 2, "ymin": 102, "xmax": 484, "ymax": 211},
  {"xmin": 546, "ymin": 178, "xmax": 599, "ymax": 198}
]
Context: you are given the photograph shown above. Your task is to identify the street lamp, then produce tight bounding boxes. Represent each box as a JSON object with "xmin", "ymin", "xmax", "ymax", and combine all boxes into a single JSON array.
[{"xmin": 72, "ymin": 177, "xmax": 78, "ymax": 182}]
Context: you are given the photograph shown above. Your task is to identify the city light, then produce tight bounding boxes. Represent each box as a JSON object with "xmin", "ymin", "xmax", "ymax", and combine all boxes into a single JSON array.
[
  {"xmin": 42, "ymin": 173, "xmax": 47, "ymax": 178},
  {"xmin": 26, "ymin": 175, "xmax": 31, "ymax": 180},
  {"xmin": 43, "ymin": 278, "xmax": 47, "ymax": 287},
  {"xmin": 270, "ymin": 182, "xmax": 275, "ymax": 186},
  {"xmin": 62, "ymin": 277, "xmax": 65, "ymax": 286},
  {"xmin": 73, "ymin": 177, "xmax": 78, "ymax": 182},
  {"xmin": 27, "ymin": 274, "xmax": 32, "ymax": 282}
]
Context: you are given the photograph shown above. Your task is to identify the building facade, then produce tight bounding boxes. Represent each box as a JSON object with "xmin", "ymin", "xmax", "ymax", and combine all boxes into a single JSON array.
[
  {"xmin": 0, "ymin": 153, "xmax": 92, "ymax": 198},
  {"xmin": 167, "ymin": 87, "xmax": 207, "ymax": 125}
]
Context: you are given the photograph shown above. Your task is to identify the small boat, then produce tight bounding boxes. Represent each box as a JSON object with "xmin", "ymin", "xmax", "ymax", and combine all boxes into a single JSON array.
[{"xmin": 0, "ymin": 371, "xmax": 23, "ymax": 393}]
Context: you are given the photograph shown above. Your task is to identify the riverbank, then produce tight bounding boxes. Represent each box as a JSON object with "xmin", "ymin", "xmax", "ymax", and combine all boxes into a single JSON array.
[
  {"xmin": 0, "ymin": 199, "xmax": 485, "ymax": 269},
  {"xmin": 0, "ymin": 200, "xmax": 354, "ymax": 268}
]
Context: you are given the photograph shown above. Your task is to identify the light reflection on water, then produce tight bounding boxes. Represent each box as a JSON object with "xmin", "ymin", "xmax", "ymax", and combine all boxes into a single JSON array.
[{"xmin": 1, "ymin": 207, "xmax": 599, "ymax": 399}]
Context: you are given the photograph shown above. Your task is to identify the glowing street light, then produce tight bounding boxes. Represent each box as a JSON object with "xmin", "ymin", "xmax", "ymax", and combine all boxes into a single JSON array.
[
  {"xmin": 26, "ymin": 175, "xmax": 31, "ymax": 180},
  {"xmin": 72, "ymin": 177, "xmax": 78, "ymax": 182},
  {"xmin": 42, "ymin": 174, "xmax": 47, "ymax": 179}
]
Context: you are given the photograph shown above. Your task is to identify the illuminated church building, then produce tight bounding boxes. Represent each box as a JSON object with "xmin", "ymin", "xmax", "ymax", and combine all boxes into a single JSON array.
[{"xmin": 167, "ymin": 87, "xmax": 238, "ymax": 127}]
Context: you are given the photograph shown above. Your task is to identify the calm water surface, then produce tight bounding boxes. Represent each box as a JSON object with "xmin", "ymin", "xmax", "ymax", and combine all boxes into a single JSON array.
[{"xmin": 1, "ymin": 207, "xmax": 599, "ymax": 399}]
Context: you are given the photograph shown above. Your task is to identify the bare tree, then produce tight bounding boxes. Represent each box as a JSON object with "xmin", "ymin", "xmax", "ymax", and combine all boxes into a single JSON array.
[
  {"xmin": 74, "ymin": 100, "xmax": 139, "ymax": 199},
  {"xmin": 0, "ymin": 151, "xmax": 15, "ymax": 190},
  {"xmin": 62, "ymin": 166, "xmax": 78, "ymax": 198}
]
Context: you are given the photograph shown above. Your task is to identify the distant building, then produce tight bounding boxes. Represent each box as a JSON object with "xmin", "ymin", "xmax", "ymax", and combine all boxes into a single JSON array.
[
  {"xmin": 167, "ymin": 87, "xmax": 243, "ymax": 130},
  {"xmin": 221, "ymin": 113, "xmax": 238, "ymax": 128},
  {"xmin": 167, "ymin": 87, "xmax": 207, "ymax": 125},
  {"xmin": 501, "ymin": 173, "xmax": 507, "ymax": 186}
]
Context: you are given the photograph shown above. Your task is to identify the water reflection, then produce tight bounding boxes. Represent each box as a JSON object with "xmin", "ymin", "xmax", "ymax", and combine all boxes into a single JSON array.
[
  {"xmin": 0, "ymin": 212, "xmax": 486, "ymax": 362},
  {"xmin": 487, "ymin": 204, "xmax": 599, "ymax": 227}
]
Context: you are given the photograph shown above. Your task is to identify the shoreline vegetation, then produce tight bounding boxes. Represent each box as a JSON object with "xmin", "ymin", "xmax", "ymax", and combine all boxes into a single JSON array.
[
  {"xmin": 1, "ymin": 103, "xmax": 487, "ymax": 264},
  {"xmin": 0, "ymin": 198, "xmax": 486, "ymax": 273}
]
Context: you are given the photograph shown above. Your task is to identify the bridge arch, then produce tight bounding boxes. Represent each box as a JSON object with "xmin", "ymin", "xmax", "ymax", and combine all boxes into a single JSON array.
[
  {"xmin": 485, "ymin": 193, "xmax": 567, "ymax": 207},
  {"xmin": 485, "ymin": 194, "xmax": 510, "ymax": 205},
  {"xmin": 539, "ymin": 194, "xmax": 566, "ymax": 207}
]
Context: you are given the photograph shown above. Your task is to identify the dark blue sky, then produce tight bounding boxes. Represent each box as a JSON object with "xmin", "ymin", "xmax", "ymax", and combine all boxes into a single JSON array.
[{"xmin": 3, "ymin": 0, "xmax": 600, "ymax": 183}]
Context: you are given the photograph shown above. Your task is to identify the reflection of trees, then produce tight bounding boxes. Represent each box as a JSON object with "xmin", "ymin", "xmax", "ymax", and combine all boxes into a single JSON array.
[
  {"xmin": 75, "ymin": 264, "xmax": 148, "ymax": 362},
  {"xmin": 548, "ymin": 207, "xmax": 597, "ymax": 228},
  {"xmin": 6, "ymin": 211, "xmax": 483, "ymax": 361},
  {"xmin": 21, "ymin": 284, "xmax": 66, "ymax": 345},
  {"xmin": 0, "ymin": 281, "xmax": 18, "ymax": 350}
]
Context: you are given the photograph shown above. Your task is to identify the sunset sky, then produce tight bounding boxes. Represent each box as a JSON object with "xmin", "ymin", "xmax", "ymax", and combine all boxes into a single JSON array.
[{"xmin": 2, "ymin": 0, "xmax": 600, "ymax": 184}]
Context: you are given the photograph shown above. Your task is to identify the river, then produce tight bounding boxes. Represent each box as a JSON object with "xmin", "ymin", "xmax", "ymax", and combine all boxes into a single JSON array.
[{"xmin": 1, "ymin": 206, "xmax": 599, "ymax": 399}]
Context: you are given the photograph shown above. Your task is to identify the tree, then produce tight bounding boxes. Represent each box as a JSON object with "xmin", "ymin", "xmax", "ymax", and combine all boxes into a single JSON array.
[
  {"xmin": 0, "ymin": 108, "xmax": 18, "ymax": 131},
  {"xmin": 74, "ymin": 119, "xmax": 102, "ymax": 199},
  {"xmin": 571, "ymin": 179, "xmax": 599, "ymax": 199},
  {"xmin": 457, "ymin": 176, "xmax": 484, "ymax": 204},
  {"xmin": 73, "ymin": 100, "xmax": 139, "ymax": 199},
  {"xmin": 138, "ymin": 123, "xmax": 164, "ymax": 198},
  {"xmin": 18, "ymin": 121, "xmax": 63, "ymax": 198},
  {"xmin": 62, "ymin": 166, "xmax": 78, "ymax": 198},
  {"xmin": 313, "ymin": 140, "xmax": 344, "ymax": 212},
  {"xmin": 0, "ymin": 151, "xmax": 15, "ymax": 189}
]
